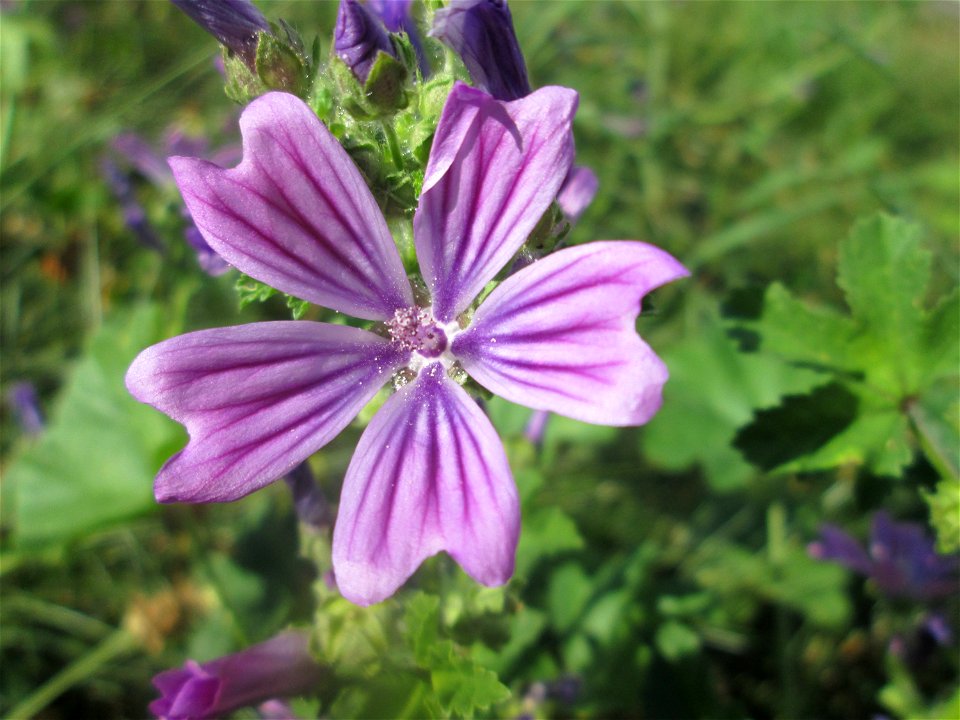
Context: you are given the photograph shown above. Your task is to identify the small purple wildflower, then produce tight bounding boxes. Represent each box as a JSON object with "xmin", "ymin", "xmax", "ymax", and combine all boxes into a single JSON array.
[
  {"xmin": 101, "ymin": 157, "xmax": 166, "ymax": 253},
  {"xmin": 524, "ymin": 409, "xmax": 550, "ymax": 447},
  {"xmin": 149, "ymin": 631, "xmax": 323, "ymax": 720},
  {"xmin": 169, "ymin": 0, "xmax": 268, "ymax": 70},
  {"xmin": 557, "ymin": 166, "xmax": 599, "ymax": 223},
  {"xmin": 126, "ymin": 85, "xmax": 687, "ymax": 605},
  {"xmin": 284, "ymin": 461, "xmax": 331, "ymax": 530},
  {"xmin": 335, "ymin": 0, "xmax": 396, "ymax": 84},
  {"xmin": 6, "ymin": 381, "xmax": 44, "ymax": 436},
  {"xmin": 431, "ymin": 0, "xmax": 530, "ymax": 101},
  {"xmin": 809, "ymin": 511, "xmax": 960, "ymax": 601},
  {"xmin": 107, "ymin": 131, "xmax": 232, "ymax": 276}
]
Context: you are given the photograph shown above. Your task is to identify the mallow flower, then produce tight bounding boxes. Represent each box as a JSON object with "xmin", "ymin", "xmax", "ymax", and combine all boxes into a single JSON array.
[
  {"xmin": 150, "ymin": 631, "xmax": 323, "ymax": 720},
  {"xmin": 809, "ymin": 511, "xmax": 959, "ymax": 601},
  {"xmin": 126, "ymin": 83, "xmax": 687, "ymax": 605}
]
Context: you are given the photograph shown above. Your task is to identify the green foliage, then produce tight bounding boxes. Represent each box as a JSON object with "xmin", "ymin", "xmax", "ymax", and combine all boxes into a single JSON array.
[
  {"xmin": 748, "ymin": 214, "xmax": 959, "ymax": 477},
  {"xmin": 642, "ymin": 292, "xmax": 824, "ymax": 490},
  {"xmin": 923, "ymin": 477, "xmax": 960, "ymax": 553},
  {"xmin": 2, "ymin": 2, "xmax": 958, "ymax": 720},
  {"xmin": 6, "ymin": 304, "xmax": 181, "ymax": 550}
]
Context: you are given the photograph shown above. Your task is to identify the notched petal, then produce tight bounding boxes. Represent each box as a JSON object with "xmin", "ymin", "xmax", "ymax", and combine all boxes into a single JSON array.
[
  {"xmin": 170, "ymin": 92, "xmax": 412, "ymax": 321},
  {"xmin": 414, "ymin": 82, "xmax": 578, "ymax": 322},
  {"xmin": 332, "ymin": 363, "xmax": 519, "ymax": 605},
  {"xmin": 126, "ymin": 322, "xmax": 406, "ymax": 503},
  {"xmin": 453, "ymin": 241, "xmax": 689, "ymax": 426}
]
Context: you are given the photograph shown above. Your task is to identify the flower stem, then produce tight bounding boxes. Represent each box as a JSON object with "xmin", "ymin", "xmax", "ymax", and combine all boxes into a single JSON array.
[
  {"xmin": 381, "ymin": 121, "xmax": 404, "ymax": 171},
  {"xmin": 7, "ymin": 629, "xmax": 136, "ymax": 720}
]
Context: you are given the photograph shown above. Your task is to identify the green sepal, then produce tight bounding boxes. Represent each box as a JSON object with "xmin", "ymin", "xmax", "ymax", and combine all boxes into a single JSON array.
[
  {"xmin": 255, "ymin": 24, "xmax": 309, "ymax": 97},
  {"xmin": 364, "ymin": 50, "xmax": 410, "ymax": 114},
  {"xmin": 223, "ymin": 48, "xmax": 267, "ymax": 104}
]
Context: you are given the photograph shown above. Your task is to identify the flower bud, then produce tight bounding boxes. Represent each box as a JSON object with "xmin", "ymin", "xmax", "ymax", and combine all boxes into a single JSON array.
[
  {"xmin": 149, "ymin": 632, "xmax": 324, "ymax": 720},
  {"xmin": 431, "ymin": 0, "xmax": 531, "ymax": 101},
  {"xmin": 335, "ymin": 0, "xmax": 396, "ymax": 84},
  {"xmin": 169, "ymin": 0, "xmax": 268, "ymax": 70}
]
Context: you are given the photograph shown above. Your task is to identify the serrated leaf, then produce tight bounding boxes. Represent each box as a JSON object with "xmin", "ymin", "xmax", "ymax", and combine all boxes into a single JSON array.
[
  {"xmin": 431, "ymin": 658, "xmax": 510, "ymax": 718},
  {"xmin": 734, "ymin": 382, "xmax": 858, "ymax": 471},
  {"xmin": 643, "ymin": 295, "xmax": 824, "ymax": 490},
  {"xmin": 755, "ymin": 282, "xmax": 859, "ymax": 371},
  {"xmin": 777, "ymin": 405, "xmax": 912, "ymax": 477},
  {"xmin": 8, "ymin": 304, "xmax": 183, "ymax": 549},
  {"xmin": 405, "ymin": 592, "xmax": 441, "ymax": 667}
]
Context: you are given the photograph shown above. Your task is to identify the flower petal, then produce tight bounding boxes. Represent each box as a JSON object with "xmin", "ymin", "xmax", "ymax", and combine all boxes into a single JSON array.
[
  {"xmin": 452, "ymin": 241, "xmax": 688, "ymax": 425},
  {"xmin": 414, "ymin": 82, "xmax": 577, "ymax": 322},
  {"xmin": 126, "ymin": 322, "xmax": 406, "ymax": 503},
  {"xmin": 169, "ymin": 92, "xmax": 413, "ymax": 321},
  {"xmin": 332, "ymin": 363, "xmax": 519, "ymax": 605}
]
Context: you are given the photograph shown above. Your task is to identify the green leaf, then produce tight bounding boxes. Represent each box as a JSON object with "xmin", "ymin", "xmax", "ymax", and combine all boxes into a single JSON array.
[
  {"xmin": 547, "ymin": 562, "xmax": 594, "ymax": 632},
  {"xmin": 923, "ymin": 476, "xmax": 960, "ymax": 554},
  {"xmin": 431, "ymin": 660, "xmax": 510, "ymax": 718},
  {"xmin": 755, "ymin": 282, "xmax": 858, "ymax": 371},
  {"xmin": 405, "ymin": 592, "xmax": 441, "ymax": 667},
  {"xmin": 642, "ymin": 294, "xmax": 824, "ymax": 490},
  {"xmin": 837, "ymin": 214, "xmax": 930, "ymax": 394},
  {"xmin": 776, "ymin": 403, "xmax": 912, "ymax": 477},
  {"xmin": 9, "ymin": 304, "xmax": 183, "ymax": 549},
  {"xmin": 514, "ymin": 506, "xmax": 584, "ymax": 577},
  {"xmin": 655, "ymin": 620, "xmax": 701, "ymax": 662}
]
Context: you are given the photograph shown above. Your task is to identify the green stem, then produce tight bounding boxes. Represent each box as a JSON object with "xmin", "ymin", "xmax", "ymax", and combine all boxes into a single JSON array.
[
  {"xmin": 381, "ymin": 121, "xmax": 404, "ymax": 172},
  {"xmin": 7, "ymin": 629, "xmax": 136, "ymax": 720},
  {"xmin": 5, "ymin": 595, "xmax": 113, "ymax": 641}
]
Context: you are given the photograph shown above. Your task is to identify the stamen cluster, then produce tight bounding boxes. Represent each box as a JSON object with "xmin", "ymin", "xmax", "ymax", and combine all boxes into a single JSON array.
[{"xmin": 387, "ymin": 306, "xmax": 448, "ymax": 357}]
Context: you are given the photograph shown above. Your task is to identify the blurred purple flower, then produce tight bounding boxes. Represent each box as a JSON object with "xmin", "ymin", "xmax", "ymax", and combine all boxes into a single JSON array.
[
  {"xmin": 127, "ymin": 86, "xmax": 686, "ymax": 605},
  {"xmin": 101, "ymin": 157, "xmax": 165, "ymax": 253},
  {"xmin": 169, "ymin": 0, "xmax": 268, "ymax": 70},
  {"xmin": 557, "ymin": 166, "xmax": 599, "ymax": 223},
  {"xmin": 6, "ymin": 381, "xmax": 44, "ymax": 436},
  {"xmin": 431, "ymin": 0, "xmax": 530, "ymax": 101},
  {"xmin": 335, "ymin": 0, "xmax": 396, "ymax": 84},
  {"xmin": 150, "ymin": 631, "xmax": 323, "ymax": 720},
  {"xmin": 284, "ymin": 461, "xmax": 331, "ymax": 530},
  {"xmin": 809, "ymin": 511, "xmax": 960, "ymax": 601},
  {"xmin": 106, "ymin": 131, "xmax": 232, "ymax": 276},
  {"xmin": 524, "ymin": 409, "xmax": 550, "ymax": 447}
]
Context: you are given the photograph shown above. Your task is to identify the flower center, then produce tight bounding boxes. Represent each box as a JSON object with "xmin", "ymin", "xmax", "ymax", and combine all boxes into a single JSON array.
[{"xmin": 387, "ymin": 306, "xmax": 448, "ymax": 358}]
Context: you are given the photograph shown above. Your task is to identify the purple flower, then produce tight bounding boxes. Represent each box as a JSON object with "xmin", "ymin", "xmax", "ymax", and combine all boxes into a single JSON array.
[
  {"xmin": 557, "ymin": 166, "xmax": 599, "ymax": 223},
  {"xmin": 126, "ymin": 85, "xmax": 687, "ymax": 605},
  {"xmin": 107, "ymin": 131, "xmax": 232, "ymax": 276},
  {"xmin": 284, "ymin": 461, "xmax": 331, "ymax": 530},
  {"xmin": 809, "ymin": 511, "xmax": 960, "ymax": 601},
  {"xmin": 431, "ymin": 0, "xmax": 531, "ymax": 101},
  {"xmin": 335, "ymin": 0, "xmax": 396, "ymax": 84},
  {"xmin": 6, "ymin": 381, "xmax": 44, "ymax": 436},
  {"xmin": 368, "ymin": 0, "xmax": 429, "ymax": 76},
  {"xmin": 149, "ymin": 631, "xmax": 323, "ymax": 720},
  {"xmin": 169, "ymin": 0, "xmax": 268, "ymax": 70}
]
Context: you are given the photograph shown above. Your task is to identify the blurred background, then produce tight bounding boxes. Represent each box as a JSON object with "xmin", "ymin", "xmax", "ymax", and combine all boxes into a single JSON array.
[{"xmin": 1, "ymin": 1, "xmax": 957, "ymax": 718}]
